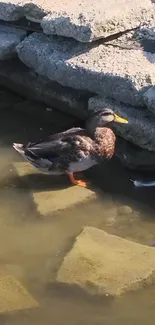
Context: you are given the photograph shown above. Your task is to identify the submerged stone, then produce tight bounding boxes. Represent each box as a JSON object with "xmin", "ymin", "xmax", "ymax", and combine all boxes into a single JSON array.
[
  {"xmin": 13, "ymin": 162, "xmax": 96, "ymax": 217},
  {"xmin": 57, "ymin": 227, "xmax": 155, "ymax": 296},
  {"xmin": 0, "ymin": 274, "xmax": 38, "ymax": 313},
  {"xmin": 117, "ymin": 206, "xmax": 133, "ymax": 215},
  {"xmin": 33, "ymin": 187, "xmax": 96, "ymax": 216}
]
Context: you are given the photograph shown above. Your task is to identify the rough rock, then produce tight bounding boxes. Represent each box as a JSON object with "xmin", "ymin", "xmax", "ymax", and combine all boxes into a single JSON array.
[
  {"xmin": 41, "ymin": 0, "xmax": 155, "ymax": 42},
  {"xmin": 57, "ymin": 227, "xmax": 155, "ymax": 296},
  {"xmin": 0, "ymin": 59, "xmax": 91, "ymax": 119},
  {"xmin": 0, "ymin": 0, "xmax": 27, "ymax": 21},
  {"xmin": 0, "ymin": 25, "xmax": 26, "ymax": 59},
  {"xmin": 135, "ymin": 26, "xmax": 155, "ymax": 42},
  {"xmin": 104, "ymin": 25, "xmax": 155, "ymax": 55},
  {"xmin": 117, "ymin": 205, "xmax": 133, "ymax": 215},
  {"xmin": 33, "ymin": 187, "xmax": 95, "ymax": 216},
  {"xmin": 13, "ymin": 162, "xmax": 96, "ymax": 217},
  {"xmin": 115, "ymin": 136, "xmax": 155, "ymax": 171},
  {"xmin": 0, "ymin": 274, "xmax": 38, "ymax": 313},
  {"xmin": 16, "ymin": 32, "xmax": 155, "ymax": 107},
  {"xmin": 0, "ymin": 0, "xmax": 154, "ymax": 42},
  {"xmin": 88, "ymin": 96, "xmax": 155, "ymax": 152},
  {"xmin": 12, "ymin": 99, "xmax": 77, "ymax": 128},
  {"xmin": 143, "ymin": 86, "xmax": 155, "ymax": 114},
  {"xmin": 0, "ymin": 0, "xmax": 49, "ymax": 22},
  {"xmin": 0, "ymin": 87, "xmax": 22, "ymax": 109},
  {"xmin": 134, "ymin": 25, "xmax": 155, "ymax": 55}
]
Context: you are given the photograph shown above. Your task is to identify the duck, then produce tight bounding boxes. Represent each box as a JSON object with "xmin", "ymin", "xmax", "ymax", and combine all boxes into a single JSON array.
[{"xmin": 13, "ymin": 108, "xmax": 128, "ymax": 187}]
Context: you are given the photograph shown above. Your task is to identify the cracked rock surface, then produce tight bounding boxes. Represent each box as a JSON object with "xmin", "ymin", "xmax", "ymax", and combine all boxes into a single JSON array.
[
  {"xmin": 0, "ymin": 26, "xmax": 26, "ymax": 59},
  {"xmin": 16, "ymin": 32, "xmax": 155, "ymax": 107},
  {"xmin": 0, "ymin": 0, "xmax": 154, "ymax": 42}
]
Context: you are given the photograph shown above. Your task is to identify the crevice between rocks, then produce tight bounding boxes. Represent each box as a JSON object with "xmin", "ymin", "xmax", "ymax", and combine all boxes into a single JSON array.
[{"xmin": 0, "ymin": 18, "xmax": 142, "ymax": 51}]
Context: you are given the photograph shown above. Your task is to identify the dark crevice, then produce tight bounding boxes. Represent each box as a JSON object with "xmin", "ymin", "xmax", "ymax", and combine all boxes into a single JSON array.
[{"xmin": 0, "ymin": 18, "xmax": 139, "ymax": 45}]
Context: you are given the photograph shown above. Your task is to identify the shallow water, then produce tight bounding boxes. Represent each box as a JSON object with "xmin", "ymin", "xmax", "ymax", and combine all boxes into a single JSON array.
[{"xmin": 0, "ymin": 104, "xmax": 155, "ymax": 325}]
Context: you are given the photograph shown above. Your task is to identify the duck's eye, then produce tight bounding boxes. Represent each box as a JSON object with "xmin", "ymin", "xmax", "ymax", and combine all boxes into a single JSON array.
[{"xmin": 103, "ymin": 112, "xmax": 111, "ymax": 117}]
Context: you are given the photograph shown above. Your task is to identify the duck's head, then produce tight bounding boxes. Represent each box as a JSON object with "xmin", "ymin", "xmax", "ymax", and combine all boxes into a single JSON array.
[
  {"xmin": 86, "ymin": 108, "xmax": 128, "ymax": 134},
  {"xmin": 89, "ymin": 108, "xmax": 128, "ymax": 125}
]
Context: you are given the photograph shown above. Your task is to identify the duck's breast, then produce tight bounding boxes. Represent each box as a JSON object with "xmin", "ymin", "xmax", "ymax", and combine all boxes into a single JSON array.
[{"xmin": 68, "ymin": 154, "xmax": 97, "ymax": 173}]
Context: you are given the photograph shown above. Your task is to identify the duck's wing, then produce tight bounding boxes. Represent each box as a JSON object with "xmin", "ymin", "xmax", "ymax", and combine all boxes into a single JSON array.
[
  {"xmin": 26, "ymin": 127, "xmax": 92, "ymax": 163},
  {"xmin": 29, "ymin": 127, "xmax": 84, "ymax": 148},
  {"xmin": 48, "ymin": 127, "xmax": 84, "ymax": 141},
  {"xmin": 23, "ymin": 127, "xmax": 98, "ymax": 172}
]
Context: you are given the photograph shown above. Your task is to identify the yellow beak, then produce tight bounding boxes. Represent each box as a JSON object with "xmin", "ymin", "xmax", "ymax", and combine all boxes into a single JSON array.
[{"xmin": 114, "ymin": 113, "xmax": 128, "ymax": 124}]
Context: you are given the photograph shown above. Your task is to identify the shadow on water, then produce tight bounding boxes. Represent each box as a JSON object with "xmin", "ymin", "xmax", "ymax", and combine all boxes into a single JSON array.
[
  {"xmin": 0, "ymin": 97, "xmax": 155, "ymax": 325},
  {"xmin": 86, "ymin": 159, "xmax": 155, "ymax": 211},
  {"xmin": 5, "ymin": 158, "xmax": 155, "ymax": 211}
]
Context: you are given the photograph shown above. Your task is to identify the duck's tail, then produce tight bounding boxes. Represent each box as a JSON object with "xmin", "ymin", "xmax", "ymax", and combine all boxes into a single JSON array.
[
  {"xmin": 13, "ymin": 142, "xmax": 40, "ymax": 169},
  {"xmin": 13, "ymin": 143, "xmax": 25, "ymax": 154}
]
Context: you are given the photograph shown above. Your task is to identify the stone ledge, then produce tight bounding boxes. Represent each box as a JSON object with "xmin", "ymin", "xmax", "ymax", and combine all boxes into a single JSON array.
[
  {"xmin": 0, "ymin": 0, "xmax": 154, "ymax": 42},
  {"xmin": 41, "ymin": 0, "xmax": 155, "ymax": 42},
  {"xmin": 16, "ymin": 32, "xmax": 155, "ymax": 107},
  {"xmin": 0, "ymin": 58, "xmax": 91, "ymax": 119}
]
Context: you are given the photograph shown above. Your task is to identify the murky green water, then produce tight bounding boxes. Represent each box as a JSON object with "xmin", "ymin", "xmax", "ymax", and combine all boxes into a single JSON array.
[{"xmin": 0, "ymin": 104, "xmax": 155, "ymax": 325}]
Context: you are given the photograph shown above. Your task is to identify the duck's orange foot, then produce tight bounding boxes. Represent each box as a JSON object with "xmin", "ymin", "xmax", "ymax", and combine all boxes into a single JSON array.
[
  {"xmin": 67, "ymin": 172, "xmax": 88, "ymax": 187},
  {"xmin": 74, "ymin": 179, "xmax": 88, "ymax": 187}
]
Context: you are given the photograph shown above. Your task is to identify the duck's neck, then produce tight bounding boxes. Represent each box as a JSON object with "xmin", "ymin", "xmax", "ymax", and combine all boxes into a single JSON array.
[{"xmin": 85, "ymin": 116, "xmax": 107, "ymax": 137}]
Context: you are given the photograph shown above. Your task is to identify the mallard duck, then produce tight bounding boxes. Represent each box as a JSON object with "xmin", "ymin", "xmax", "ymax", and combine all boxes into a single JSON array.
[{"xmin": 13, "ymin": 108, "xmax": 128, "ymax": 187}]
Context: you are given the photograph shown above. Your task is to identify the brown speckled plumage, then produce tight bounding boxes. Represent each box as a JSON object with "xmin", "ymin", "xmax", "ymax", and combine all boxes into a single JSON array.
[
  {"xmin": 13, "ymin": 109, "xmax": 127, "ymax": 186},
  {"xmin": 93, "ymin": 127, "xmax": 116, "ymax": 161}
]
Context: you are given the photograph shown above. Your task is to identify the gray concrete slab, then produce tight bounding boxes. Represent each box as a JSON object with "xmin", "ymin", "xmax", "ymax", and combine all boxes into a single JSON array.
[
  {"xmin": 16, "ymin": 32, "xmax": 155, "ymax": 107},
  {"xmin": 0, "ymin": 0, "xmax": 154, "ymax": 42},
  {"xmin": 88, "ymin": 96, "xmax": 155, "ymax": 152},
  {"xmin": 0, "ymin": 26, "xmax": 26, "ymax": 59},
  {"xmin": 41, "ymin": 0, "xmax": 155, "ymax": 42}
]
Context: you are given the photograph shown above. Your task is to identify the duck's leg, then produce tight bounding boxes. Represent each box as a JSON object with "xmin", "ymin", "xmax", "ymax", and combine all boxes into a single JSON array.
[{"xmin": 67, "ymin": 172, "xmax": 88, "ymax": 187}]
